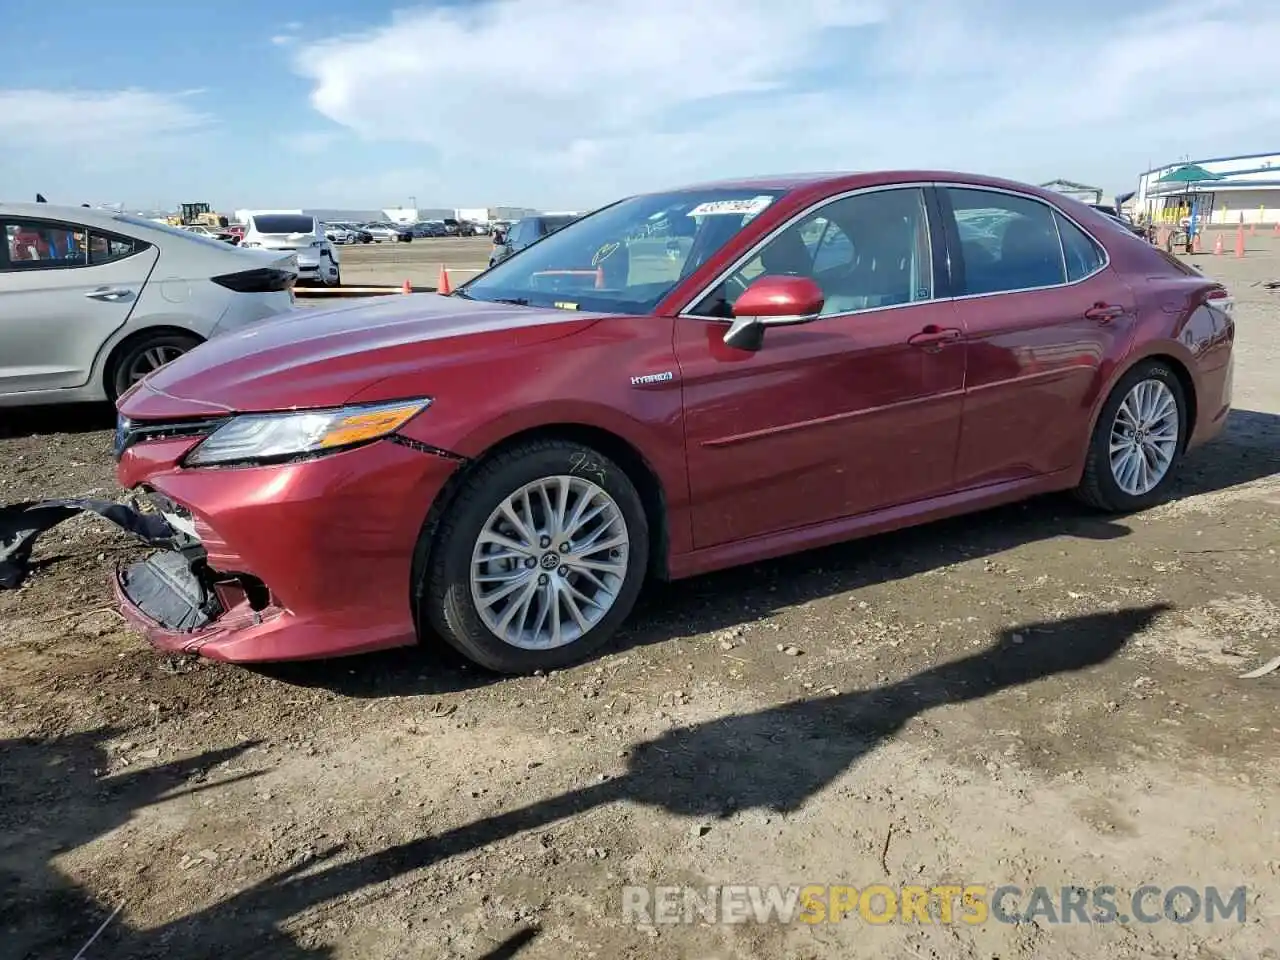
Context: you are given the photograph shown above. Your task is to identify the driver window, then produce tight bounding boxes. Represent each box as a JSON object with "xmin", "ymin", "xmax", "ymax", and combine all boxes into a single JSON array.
[{"xmin": 690, "ymin": 188, "xmax": 934, "ymax": 318}]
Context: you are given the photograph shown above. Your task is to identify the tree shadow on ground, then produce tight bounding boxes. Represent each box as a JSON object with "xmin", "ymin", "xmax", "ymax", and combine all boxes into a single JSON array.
[
  {"xmin": 0, "ymin": 731, "xmax": 268, "ymax": 958},
  {"xmin": 80, "ymin": 604, "xmax": 1163, "ymax": 957}
]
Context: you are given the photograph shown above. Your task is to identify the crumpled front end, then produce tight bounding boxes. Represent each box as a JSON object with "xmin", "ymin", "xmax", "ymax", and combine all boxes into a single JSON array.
[{"xmin": 111, "ymin": 407, "xmax": 465, "ymax": 663}]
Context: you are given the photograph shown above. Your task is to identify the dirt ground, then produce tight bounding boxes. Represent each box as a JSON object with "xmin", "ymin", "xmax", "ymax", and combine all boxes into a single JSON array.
[{"xmin": 2, "ymin": 236, "xmax": 1278, "ymax": 960}]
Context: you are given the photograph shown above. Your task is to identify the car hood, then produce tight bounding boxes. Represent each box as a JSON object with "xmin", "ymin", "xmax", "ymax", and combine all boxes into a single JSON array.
[{"xmin": 124, "ymin": 295, "xmax": 605, "ymax": 417}]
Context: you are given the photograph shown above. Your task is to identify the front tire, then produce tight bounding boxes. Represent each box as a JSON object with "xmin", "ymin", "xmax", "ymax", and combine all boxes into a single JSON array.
[
  {"xmin": 1075, "ymin": 359, "xmax": 1188, "ymax": 512},
  {"xmin": 420, "ymin": 440, "xmax": 649, "ymax": 674}
]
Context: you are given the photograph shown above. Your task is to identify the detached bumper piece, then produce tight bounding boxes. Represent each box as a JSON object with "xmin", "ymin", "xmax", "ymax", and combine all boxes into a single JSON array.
[
  {"xmin": 118, "ymin": 551, "xmax": 224, "ymax": 632},
  {"xmin": 0, "ymin": 497, "xmax": 177, "ymax": 589}
]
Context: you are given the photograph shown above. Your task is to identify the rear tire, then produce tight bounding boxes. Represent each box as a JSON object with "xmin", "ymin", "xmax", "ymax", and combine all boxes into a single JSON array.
[
  {"xmin": 108, "ymin": 332, "xmax": 202, "ymax": 401},
  {"xmin": 1074, "ymin": 359, "xmax": 1189, "ymax": 512},
  {"xmin": 419, "ymin": 440, "xmax": 649, "ymax": 674}
]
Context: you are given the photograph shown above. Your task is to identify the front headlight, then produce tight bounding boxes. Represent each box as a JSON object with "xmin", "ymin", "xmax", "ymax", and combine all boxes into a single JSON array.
[{"xmin": 184, "ymin": 398, "xmax": 432, "ymax": 467}]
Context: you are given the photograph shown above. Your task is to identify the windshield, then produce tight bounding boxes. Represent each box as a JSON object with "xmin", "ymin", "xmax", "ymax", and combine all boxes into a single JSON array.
[
  {"xmin": 252, "ymin": 214, "xmax": 316, "ymax": 234},
  {"xmin": 460, "ymin": 188, "xmax": 786, "ymax": 314}
]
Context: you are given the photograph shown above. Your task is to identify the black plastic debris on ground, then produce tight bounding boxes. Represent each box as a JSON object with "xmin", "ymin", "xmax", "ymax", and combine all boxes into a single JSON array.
[{"xmin": 0, "ymin": 499, "xmax": 176, "ymax": 589}]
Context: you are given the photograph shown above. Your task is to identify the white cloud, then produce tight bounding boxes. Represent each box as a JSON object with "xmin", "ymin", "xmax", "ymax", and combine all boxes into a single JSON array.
[
  {"xmin": 292, "ymin": 0, "xmax": 1280, "ymax": 206},
  {"xmin": 0, "ymin": 88, "xmax": 212, "ymax": 150},
  {"xmin": 270, "ymin": 35, "xmax": 295, "ymax": 46}
]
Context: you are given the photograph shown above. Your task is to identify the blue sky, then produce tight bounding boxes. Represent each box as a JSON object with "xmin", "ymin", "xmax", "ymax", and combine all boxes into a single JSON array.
[{"xmin": 3, "ymin": 0, "xmax": 1278, "ymax": 212}]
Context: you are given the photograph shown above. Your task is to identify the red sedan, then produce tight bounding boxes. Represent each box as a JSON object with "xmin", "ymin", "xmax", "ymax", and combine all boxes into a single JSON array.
[{"xmin": 112, "ymin": 171, "xmax": 1235, "ymax": 673}]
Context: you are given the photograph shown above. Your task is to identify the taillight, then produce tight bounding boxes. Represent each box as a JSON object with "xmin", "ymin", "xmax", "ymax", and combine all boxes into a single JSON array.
[
  {"xmin": 1205, "ymin": 285, "xmax": 1234, "ymax": 314},
  {"xmin": 211, "ymin": 268, "xmax": 295, "ymax": 293}
]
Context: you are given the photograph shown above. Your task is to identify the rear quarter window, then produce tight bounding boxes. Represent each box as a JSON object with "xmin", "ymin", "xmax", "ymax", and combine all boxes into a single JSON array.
[{"xmin": 1053, "ymin": 213, "xmax": 1106, "ymax": 281}]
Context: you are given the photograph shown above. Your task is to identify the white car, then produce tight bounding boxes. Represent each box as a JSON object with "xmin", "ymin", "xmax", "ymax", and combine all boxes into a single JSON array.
[
  {"xmin": 241, "ymin": 213, "xmax": 341, "ymax": 285},
  {"xmin": 1, "ymin": 202, "xmax": 299, "ymax": 406}
]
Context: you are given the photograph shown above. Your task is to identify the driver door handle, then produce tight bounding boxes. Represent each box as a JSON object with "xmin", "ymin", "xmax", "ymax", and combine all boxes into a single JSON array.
[
  {"xmin": 907, "ymin": 325, "xmax": 962, "ymax": 347},
  {"xmin": 85, "ymin": 287, "xmax": 133, "ymax": 301}
]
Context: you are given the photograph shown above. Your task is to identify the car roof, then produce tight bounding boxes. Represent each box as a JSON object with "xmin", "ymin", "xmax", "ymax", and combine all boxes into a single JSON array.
[
  {"xmin": 653, "ymin": 170, "xmax": 1079, "ymax": 202},
  {"xmin": 0, "ymin": 201, "xmax": 153, "ymax": 228}
]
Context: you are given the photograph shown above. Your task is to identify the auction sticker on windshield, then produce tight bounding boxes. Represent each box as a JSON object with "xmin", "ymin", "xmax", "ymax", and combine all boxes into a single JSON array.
[{"xmin": 688, "ymin": 195, "xmax": 776, "ymax": 218}]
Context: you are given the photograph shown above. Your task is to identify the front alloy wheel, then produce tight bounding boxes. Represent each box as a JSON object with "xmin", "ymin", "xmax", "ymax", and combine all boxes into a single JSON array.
[
  {"xmin": 471, "ymin": 475, "xmax": 629, "ymax": 650},
  {"xmin": 419, "ymin": 440, "xmax": 649, "ymax": 673}
]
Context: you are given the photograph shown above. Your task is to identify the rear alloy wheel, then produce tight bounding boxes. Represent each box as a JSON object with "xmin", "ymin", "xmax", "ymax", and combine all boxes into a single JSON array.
[
  {"xmin": 420, "ymin": 440, "xmax": 649, "ymax": 673},
  {"xmin": 1075, "ymin": 359, "xmax": 1188, "ymax": 511},
  {"xmin": 109, "ymin": 332, "xmax": 202, "ymax": 401}
]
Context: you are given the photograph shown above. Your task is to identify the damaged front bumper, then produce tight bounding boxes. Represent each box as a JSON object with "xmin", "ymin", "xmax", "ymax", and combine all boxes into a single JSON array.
[
  {"xmin": 111, "ymin": 433, "xmax": 464, "ymax": 663},
  {"xmin": 111, "ymin": 491, "xmax": 282, "ymax": 657}
]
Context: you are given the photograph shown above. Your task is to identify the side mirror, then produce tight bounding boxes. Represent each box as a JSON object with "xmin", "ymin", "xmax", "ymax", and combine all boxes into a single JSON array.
[{"xmin": 723, "ymin": 275, "xmax": 825, "ymax": 351}]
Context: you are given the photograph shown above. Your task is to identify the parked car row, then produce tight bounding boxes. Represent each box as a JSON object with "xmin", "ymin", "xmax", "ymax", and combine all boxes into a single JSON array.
[{"xmin": 182, "ymin": 216, "xmax": 505, "ymax": 249}]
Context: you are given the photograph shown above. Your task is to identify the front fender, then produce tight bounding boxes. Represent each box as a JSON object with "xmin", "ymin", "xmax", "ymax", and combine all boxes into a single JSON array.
[{"xmin": 399, "ymin": 394, "xmax": 693, "ymax": 557}]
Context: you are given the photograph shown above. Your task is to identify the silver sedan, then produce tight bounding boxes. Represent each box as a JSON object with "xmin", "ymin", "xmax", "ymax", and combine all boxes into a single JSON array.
[{"xmin": 1, "ymin": 202, "xmax": 301, "ymax": 407}]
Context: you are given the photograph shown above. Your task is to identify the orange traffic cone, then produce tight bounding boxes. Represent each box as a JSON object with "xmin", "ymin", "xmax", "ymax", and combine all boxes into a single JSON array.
[
  {"xmin": 1250, "ymin": 221, "xmax": 1256, "ymax": 236},
  {"xmin": 1235, "ymin": 223, "xmax": 1246, "ymax": 258},
  {"xmin": 1213, "ymin": 233, "xmax": 1223, "ymax": 255},
  {"xmin": 594, "ymin": 266, "xmax": 605, "ymax": 289},
  {"xmin": 436, "ymin": 264, "xmax": 451, "ymax": 295},
  {"xmin": 402, "ymin": 279, "xmax": 413, "ymax": 294},
  {"xmin": 1192, "ymin": 231, "xmax": 1202, "ymax": 253},
  {"xmin": 1273, "ymin": 220, "xmax": 1279, "ymax": 235}
]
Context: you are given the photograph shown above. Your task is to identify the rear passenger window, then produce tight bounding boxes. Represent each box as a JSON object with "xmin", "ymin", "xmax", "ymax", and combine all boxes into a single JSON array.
[
  {"xmin": 946, "ymin": 188, "xmax": 1067, "ymax": 295},
  {"xmin": 1054, "ymin": 213, "xmax": 1105, "ymax": 282},
  {"xmin": 3, "ymin": 219, "xmax": 87, "ymax": 269}
]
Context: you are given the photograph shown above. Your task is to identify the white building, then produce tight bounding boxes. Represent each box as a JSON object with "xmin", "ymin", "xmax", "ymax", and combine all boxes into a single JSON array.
[
  {"xmin": 1136, "ymin": 151, "xmax": 1280, "ymax": 225},
  {"xmin": 455, "ymin": 206, "xmax": 541, "ymax": 224}
]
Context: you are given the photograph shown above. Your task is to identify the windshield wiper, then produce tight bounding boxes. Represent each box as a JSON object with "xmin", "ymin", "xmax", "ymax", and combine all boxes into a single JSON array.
[{"xmin": 491, "ymin": 297, "xmax": 529, "ymax": 306}]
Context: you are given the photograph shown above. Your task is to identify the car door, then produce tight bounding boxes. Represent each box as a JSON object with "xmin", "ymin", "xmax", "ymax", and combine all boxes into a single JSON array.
[
  {"xmin": 1, "ymin": 217, "xmax": 158, "ymax": 394},
  {"xmin": 675, "ymin": 186, "xmax": 967, "ymax": 549},
  {"xmin": 937, "ymin": 186, "xmax": 1137, "ymax": 488}
]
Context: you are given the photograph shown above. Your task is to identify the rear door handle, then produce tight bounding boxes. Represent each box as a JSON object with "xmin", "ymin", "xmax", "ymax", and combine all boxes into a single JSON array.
[
  {"xmin": 907, "ymin": 325, "xmax": 963, "ymax": 347},
  {"xmin": 85, "ymin": 287, "xmax": 133, "ymax": 301},
  {"xmin": 1084, "ymin": 303, "xmax": 1125, "ymax": 323}
]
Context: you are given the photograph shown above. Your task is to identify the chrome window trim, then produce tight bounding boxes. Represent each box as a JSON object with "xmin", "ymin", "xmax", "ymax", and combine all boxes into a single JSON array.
[
  {"xmin": 935, "ymin": 183, "xmax": 1110, "ymax": 301},
  {"xmin": 676, "ymin": 179, "xmax": 1112, "ymax": 321}
]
